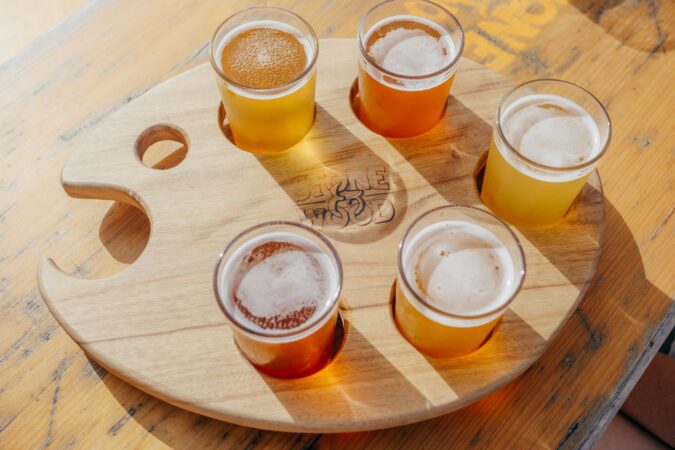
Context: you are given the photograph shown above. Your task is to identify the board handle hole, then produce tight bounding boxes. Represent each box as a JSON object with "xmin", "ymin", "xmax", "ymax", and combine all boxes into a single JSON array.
[{"xmin": 136, "ymin": 124, "xmax": 188, "ymax": 170}]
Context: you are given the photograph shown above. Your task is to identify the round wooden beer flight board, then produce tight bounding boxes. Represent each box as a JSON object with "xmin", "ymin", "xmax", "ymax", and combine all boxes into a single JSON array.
[{"xmin": 37, "ymin": 39, "xmax": 604, "ymax": 432}]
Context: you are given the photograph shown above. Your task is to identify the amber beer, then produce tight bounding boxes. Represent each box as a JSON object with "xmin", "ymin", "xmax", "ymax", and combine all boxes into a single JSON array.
[
  {"xmin": 481, "ymin": 80, "xmax": 611, "ymax": 226},
  {"xmin": 210, "ymin": 8, "xmax": 318, "ymax": 153},
  {"xmin": 357, "ymin": 0, "xmax": 464, "ymax": 137},
  {"xmin": 214, "ymin": 222, "xmax": 342, "ymax": 378},
  {"xmin": 395, "ymin": 206, "xmax": 525, "ymax": 358}
]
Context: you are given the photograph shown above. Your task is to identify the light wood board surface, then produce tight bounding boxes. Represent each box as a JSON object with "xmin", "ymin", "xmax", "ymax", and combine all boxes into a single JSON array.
[
  {"xmin": 0, "ymin": 0, "xmax": 673, "ymax": 448},
  {"xmin": 37, "ymin": 40, "xmax": 603, "ymax": 432}
]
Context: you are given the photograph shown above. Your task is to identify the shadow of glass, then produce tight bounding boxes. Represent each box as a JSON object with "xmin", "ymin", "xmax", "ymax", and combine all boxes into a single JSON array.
[
  {"xmin": 254, "ymin": 104, "xmax": 407, "ymax": 243},
  {"xmin": 261, "ymin": 324, "xmax": 429, "ymax": 425},
  {"xmin": 516, "ymin": 182, "xmax": 604, "ymax": 287},
  {"xmin": 568, "ymin": 0, "xmax": 673, "ymax": 53},
  {"xmin": 384, "ymin": 96, "xmax": 492, "ymax": 206},
  {"xmin": 421, "ymin": 309, "xmax": 547, "ymax": 398}
]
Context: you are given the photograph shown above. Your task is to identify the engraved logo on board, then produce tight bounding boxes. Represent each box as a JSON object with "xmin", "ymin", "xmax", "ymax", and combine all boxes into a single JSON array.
[{"xmin": 290, "ymin": 166, "xmax": 395, "ymax": 230}]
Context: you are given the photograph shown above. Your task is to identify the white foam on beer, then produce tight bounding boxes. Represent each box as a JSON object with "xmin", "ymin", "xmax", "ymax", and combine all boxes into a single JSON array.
[
  {"xmin": 216, "ymin": 20, "xmax": 314, "ymax": 98},
  {"xmin": 403, "ymin": 220, "xmax": 516, "ymax": 319},
  {"xmin": 500, "ymin": 94, "xmax": 601, "ymax": 172},
  {"xmin": 219, "ymin": 231, "xmax": 338, "ymax": 336},
  {"xmin": 364, "ymin": 15, "xmax": 456, "ymax": 89}
]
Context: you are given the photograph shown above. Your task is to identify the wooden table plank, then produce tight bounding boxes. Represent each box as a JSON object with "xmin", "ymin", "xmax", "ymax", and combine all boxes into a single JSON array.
[
  {"xmin": 0, "ymin": 0, "xmax": 88, "ymax": 65},
  {"xmin": 0, "ymin": 0, "xmax": 673, "ymax": 448}
]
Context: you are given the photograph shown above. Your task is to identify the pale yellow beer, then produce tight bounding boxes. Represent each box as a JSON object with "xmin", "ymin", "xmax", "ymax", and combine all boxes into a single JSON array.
[
  {"xmin": 395, "ymin": 206, "xmax": 525, "ymax": 358},
  {"xmin": 210, "ymin": 8, "xmax": 318, "ymax": 153},
  {"xmin": 481, "ymin": 80, "xmax": 611, "ymax": 226}
]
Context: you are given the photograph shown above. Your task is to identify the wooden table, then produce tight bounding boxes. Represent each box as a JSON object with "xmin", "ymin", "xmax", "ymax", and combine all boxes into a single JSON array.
[{"xmin": 0, "ymin": 1, "xmax": 672, "ymax": 448}]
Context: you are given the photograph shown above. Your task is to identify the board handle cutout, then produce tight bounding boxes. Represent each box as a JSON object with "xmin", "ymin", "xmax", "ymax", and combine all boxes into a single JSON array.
[{"xmin": 135, "ymin": 124, "xmax": 189, "ymax": 170}]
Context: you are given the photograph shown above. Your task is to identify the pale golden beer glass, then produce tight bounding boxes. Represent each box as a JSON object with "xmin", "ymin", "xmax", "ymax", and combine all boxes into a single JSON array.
[
  {"xmin": 357, "ymin": 0, "xmax": 464, "ymax": 137},
  {"xmin": 395, "ymin": 206, "xmax": 525, "ymax": 358},
  {"xmin": 481, "ymin": 80, "xmax": 611, "ymax": 226},
  {"xmin": 214, "ymin": 222, "xmax": 342, "ymax": 379},
  {"xmin": 210, "ymin": 8, "xmax": 318, "ymax": 153}
]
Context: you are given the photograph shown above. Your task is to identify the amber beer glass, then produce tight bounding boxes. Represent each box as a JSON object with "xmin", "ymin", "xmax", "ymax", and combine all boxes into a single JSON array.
[
  {"xmin": 481, "ymin": 80, "xmax": 611, "ymax": 226},
  {"xmin": 210, "ymin": 8, "xmax": 318, "ymax": 153},
  {"xmin": 395, "ymin": 206, "xmax": 525, "ymax": 358},
  {"xmin": 214, "ymin": 222, "xmax": 342, "ymax": 378},
  {"xmin": 357, "ymin": 0, "xmax": 464, "ymax": 137}
]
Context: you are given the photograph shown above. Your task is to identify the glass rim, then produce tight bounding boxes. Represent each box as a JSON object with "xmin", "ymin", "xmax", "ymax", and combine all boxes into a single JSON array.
[
  {"xmin": 209, "ymin": 7, "xmax": 319, "ymax": 93},
  {"xmin": 357, "ymin": 0, "xmax": 464, "ymax": 81},
  {"xmin": 213, "ymin": 220, "xmax": 343, "ymax": 339},
  {"xmin": 495, "ymin": 78, "xmax": 612, "ymax": 173},
  {"xmin": 397, "ymin": 205, "xmax": 526, "ymax": 320}
]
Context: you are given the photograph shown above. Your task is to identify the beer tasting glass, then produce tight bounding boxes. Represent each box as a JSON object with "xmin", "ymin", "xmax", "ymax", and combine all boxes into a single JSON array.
[
  {"xmin": 481, "ymin": 79, "xmax": 611, "ymax": 226},
  {"xmin": 395, "ymin": 206, "xmax": 525, "ymax": 358},
  {"xmin": 357, "ymin": 0, "xmax": 464, "ymax": 137},
  {"xmin": 214, "ymin": 222, "xmax": 343, "ymax": 378},
  {"xmin": 210, "ymin": 8, "xmax": 318, "ymax": 153}
]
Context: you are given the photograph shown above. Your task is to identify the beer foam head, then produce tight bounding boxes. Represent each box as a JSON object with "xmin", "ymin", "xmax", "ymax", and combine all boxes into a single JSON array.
[
  {"xmin": 365, "ymin": 15, "xmax": 456, "ymax": 79},
  {"xmin": 217, "ymin": 20, "xmax": 314, "ymax": 91},
  {"xmin": 404, "ymin": 220, "xmax": 516, "ymax": 317},
  {"xmin": 501, "ymin": 94, "xmax": 601, "ymax": 168},
  {"xmin": 220, "ymin": 231, "xmax": 337, "ymax": 335}
]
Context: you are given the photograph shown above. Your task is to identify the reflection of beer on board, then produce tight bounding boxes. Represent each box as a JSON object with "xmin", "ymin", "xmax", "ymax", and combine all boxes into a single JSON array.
[
  {"xmin": 481, "ymin": 94, "xmax": 603, "ymax": 226},
  {"xmin": 219, "ymin": 231, "xmax": 340, "ymax": 378},
  {"xmin": 359, "ymin": 15, "xmax": 457, "ymax": 137},
  {"xmin": 396, "ymin": 220, "xmax": 519, "ymax": 358},
  {"xmin": 214, "ymin": 20, "xmax": 316, "ymax": 153}
]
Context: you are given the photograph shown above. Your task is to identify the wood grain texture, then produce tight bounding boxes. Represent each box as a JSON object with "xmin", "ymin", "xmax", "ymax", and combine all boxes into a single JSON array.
[
  {"xmin": 36, "ymin": 40, "xmax": 604, "ymax": 432},
  {"xmin": 0, "ymin": 0, "xmax": 88, "ymax": 65},
  {"xmin": 0, "ymin": 0, "xmax": 673, "ymax": 448}
]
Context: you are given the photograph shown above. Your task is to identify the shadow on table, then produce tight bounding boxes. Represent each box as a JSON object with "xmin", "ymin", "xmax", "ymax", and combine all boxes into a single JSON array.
[{"xmin": 568, "ymin": 0, "xmax": 673, "ymax": 53}]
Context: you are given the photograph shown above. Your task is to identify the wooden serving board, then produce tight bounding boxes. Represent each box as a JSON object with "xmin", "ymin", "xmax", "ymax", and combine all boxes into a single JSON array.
[{"xmin": 37, "ymin": 39, "xmax": 603, "ymax": 433}]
